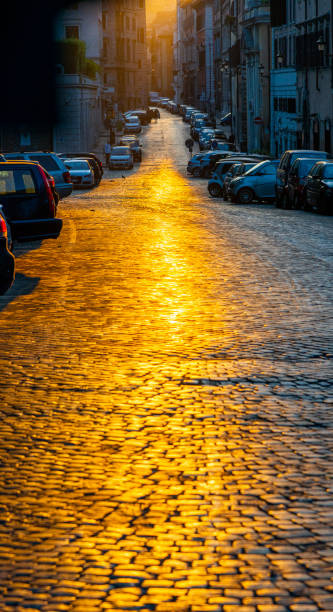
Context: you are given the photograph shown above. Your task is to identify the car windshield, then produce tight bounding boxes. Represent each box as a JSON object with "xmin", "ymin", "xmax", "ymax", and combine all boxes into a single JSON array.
[
  {"xmin": 27, "ymin": 155, "xmax": 59, "ymax": 171},
  {"xmin": 323, "ymin": 164, "xmax": 333, "ymax": 178},
  {"xmin": 0, "ymin": 168, "xmax": 36, "ymax": 195},
  {"xmin": 298, "ymin": 159, "xmax": 319, "ymax": 177},
  {"xmin": 65, "ymin": 160, "xmax": 89, "ymax": 170},
  {"xmin": 112, "ymin": 148, "xmax": 130, "ymax": 155}
]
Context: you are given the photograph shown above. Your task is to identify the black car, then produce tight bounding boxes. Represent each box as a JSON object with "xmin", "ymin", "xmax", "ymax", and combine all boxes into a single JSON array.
[
  {"xmin": 276, "ymin": 149, "xmax": 330, "ymax": 207},
  {"xmin": 0, "ymin": 162, "xmax": 62, "ymax": 242},
  {"xmin": 286, "ymin": 157, "xmax": 321, "ymax": 209},
  {"xmin": 304, "ymin": 160, "xmax": 333, "ymax": 214},
  {"xmin": 0, "ymin": 210, "xmax": 15, "ymax": 295}
]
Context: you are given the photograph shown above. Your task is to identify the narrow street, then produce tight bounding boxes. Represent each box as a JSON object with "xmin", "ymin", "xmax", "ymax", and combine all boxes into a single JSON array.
[{"xmin": 0, "ymin": 111, "xmax": 333, "ymax": 611}]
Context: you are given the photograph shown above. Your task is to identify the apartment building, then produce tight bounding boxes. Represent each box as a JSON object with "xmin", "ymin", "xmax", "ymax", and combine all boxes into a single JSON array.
[{"xmin": 102, "ymin": 0, "xmax": 148, "ymax": 112}]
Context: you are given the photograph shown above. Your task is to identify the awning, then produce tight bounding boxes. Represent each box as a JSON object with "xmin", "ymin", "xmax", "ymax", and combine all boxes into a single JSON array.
[{"xmin": 220, "ymin": 113, "xmax": 232, "ymax": 125}]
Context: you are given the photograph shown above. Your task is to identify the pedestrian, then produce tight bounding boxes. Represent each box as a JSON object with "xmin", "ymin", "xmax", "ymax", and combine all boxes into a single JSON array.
[
  {"xmin": 104, "ymin": 141, "xmax": 111, "ymax": 168},
  {"xmin": 185, "ymin": 137, "xmax": 194, "ymax": 156}
]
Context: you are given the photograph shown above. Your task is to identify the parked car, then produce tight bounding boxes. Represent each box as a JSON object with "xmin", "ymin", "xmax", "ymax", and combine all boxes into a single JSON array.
[
  {"xmin": 109, "ymin": 146, "xmax": 133, "ymax": 170},
  {"xmin": 3, "ymin": 151, "xmax": 73, "ymax": 199},
  {"xmin": 58, "ymin": 152, "xmax": 103, "ymax": 184},
  {"xmin": 158, "ymin": 98, "xmax": 170, "ymax": 108},
  {"xmin": 198, "ymin": 151, "xmax": 235, "ymax": 178},
  {"xmin": 276, "ymin": 149, "xmax": 330, "ymax": 207},
  {"xmin": 0, "ymin": 208, "xmax": 15, "ymax": 295},
  {"xmin": 190, "ymin": 112, "xmax": 207, "ymax": 127},
  {"xmin": 118, "ymin": 136, "xmax": 142, "ymax": 162},
  {"xmin": 214, "ymin": 129, "xmax": 228, "ymax": 139},
  {"xmin": 63, "ymin": 158, "xmax": 95, "ymax": 188},
  {"xmin": 208, "ymin": 157, "xmax": 259, "ymax": 197},
  {"xmin": 191, "ymin": 119, "xmax": 206, "ymax": 140},
  {"xmin": 124, "ymin": 116, "xmax": 142, "ymax": 134},
  {"xmin": 187, "ymin": 153, "xmax": 204, "ymax": 175},
  {"xmin": 183, "ymin": 108, "xmax": 197, "ymax": 123},
  {"xmin": 0, "ymin": 161, "xmax": 62, "ymax": 242},
  {"xmin": 229, "ymin": 160, "xmax": 280, "ymax": 203},
  {"xmin": 199, "ymin": 129, "xmax": 215, "ymax": 150},
  {"xmin": 126, "ymin": 109, "xmax": 150, "ymax": 125},
  {"xmin": 286, "ymin": 157, "xmax": 322, "ymax": 209},
  {"xmin": 304, "ymin": 160, "xmax": 333, "ymax": 214},
  {"xmin": 225, "ymin": 162, "xmax": 258, "ymax": 199},
  {"xmin": 211, "ymin": 141, "xmax": 236, "ymax": 152}
]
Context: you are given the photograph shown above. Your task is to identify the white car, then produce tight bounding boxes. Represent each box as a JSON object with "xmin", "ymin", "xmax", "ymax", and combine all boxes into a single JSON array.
[
  {"xmin": 63, "ymin": 158, "xmax": 95, "ymax": 188},
  {"xmin": 124, "ymin": 116, "xmax": 142, "ymax": 134}
]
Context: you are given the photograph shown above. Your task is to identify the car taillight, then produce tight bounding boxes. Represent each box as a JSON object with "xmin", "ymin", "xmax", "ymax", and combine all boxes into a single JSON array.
[
  {"xmin": 63, "ymin": 171, "xmax": 72, "ymax": 183},
  {"xmin": 0, "ymin": 216, "xmax": 7, "ymax": 238},
  {"xmin": 49, "ymin": 176, "xmax": 55, "ymax": 188},
  {"xmin": 39, "ymin": 167, "xmax": 56, "ymax": 217}
]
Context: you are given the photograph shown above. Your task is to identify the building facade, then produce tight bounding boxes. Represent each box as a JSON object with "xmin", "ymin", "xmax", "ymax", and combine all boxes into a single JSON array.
[
  {"xmin": 295, "ymin": 0, "xmax": 332, "ymax": 153},
  {"xmin": 54, "ymin": 0, "xmax": 104, "ymax": 151},
  {"xmin": 102, "ymin": 0, "xmax": 148, "ymax": 113},
  {"xmin": 148, "ymin": 10, "xmax": 176, "ymax": 98}
]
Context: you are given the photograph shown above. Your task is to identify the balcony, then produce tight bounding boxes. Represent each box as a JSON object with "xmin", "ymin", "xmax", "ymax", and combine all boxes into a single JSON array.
[{"xmin": 242, "ymin": 0, "xmax": 270, "ymax": 26}]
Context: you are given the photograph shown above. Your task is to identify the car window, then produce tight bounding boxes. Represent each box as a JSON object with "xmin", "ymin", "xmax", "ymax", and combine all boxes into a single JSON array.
[
  {"xmin": 299, "ymin": 159, "xmax": 319, "ymax": 177},
  {"xmin": 259, "ymin": 163, "xmax": 277, "ymax": 175},
  {"xmin": 0, "ymin": 168, "xmax": 36, "ymax": 195},
  {"xmin": 65, "ymin": 161, "xmax": 89, "ymax": 170},
  {"xmin": 27, "ymin": 155, "xmax": 59, "ymax": 171},
  {"xmin": 112, "ymin": 147, "xmax": 130, "ymax": 155},
  {"xmin": 323, "ymin": 164, "xmax": 333, "ymax": 178}
]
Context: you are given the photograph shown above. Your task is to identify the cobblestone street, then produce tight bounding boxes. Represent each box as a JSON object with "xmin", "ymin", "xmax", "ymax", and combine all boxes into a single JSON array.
[{"xmin": 0, "ymin": 112, "xmax": 333, "ymax": 611}]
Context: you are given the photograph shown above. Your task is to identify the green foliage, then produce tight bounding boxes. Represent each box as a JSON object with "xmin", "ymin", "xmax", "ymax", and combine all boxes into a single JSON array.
[
  {"xmin": 55, "ymin": 39, "xmax": 101, "ymax": 79},
  {"xmin": 55, "ymin": 38, "xmax": 86, "ymax": 74},
  {"xmin": 85, "ymin": 59, "xmax": 101, "ymax": 80}
]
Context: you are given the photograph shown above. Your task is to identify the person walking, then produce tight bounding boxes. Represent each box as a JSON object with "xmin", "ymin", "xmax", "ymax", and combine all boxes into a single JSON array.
[
  {"xmin": 104, "ymin": 142, "xmax": 112, "ymax": 168},
  {"xmin": 185, "ymin": 137, "xmax": 194, "ymax": 156}
]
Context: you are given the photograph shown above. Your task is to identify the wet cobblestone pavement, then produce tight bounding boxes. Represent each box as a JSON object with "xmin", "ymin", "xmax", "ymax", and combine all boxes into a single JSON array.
[{"xmin": 0, "ymin": 112, "xmax": 333, "ymax": 611}]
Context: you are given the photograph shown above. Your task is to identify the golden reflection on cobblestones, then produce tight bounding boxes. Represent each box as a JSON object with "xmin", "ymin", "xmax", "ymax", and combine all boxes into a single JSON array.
[{"xmin": 0, "ymin": 115, "xmax": 332, "ymax": 611}]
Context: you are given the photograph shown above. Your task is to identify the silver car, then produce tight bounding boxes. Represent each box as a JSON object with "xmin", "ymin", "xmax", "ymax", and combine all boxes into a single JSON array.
[
  {"xmin": 63, "ymin": 158, "xmax": 95, "ymax": 188},
  {"xmin": 109, "ymin": 146, "xmax": 133, "ymax": 170}
]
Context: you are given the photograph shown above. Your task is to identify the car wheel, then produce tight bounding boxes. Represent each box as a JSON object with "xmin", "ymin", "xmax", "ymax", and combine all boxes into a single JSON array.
[
  {"xmin": 193, "ymin": 167, "xmax": 202, "ymax": 178},
  {"xmin": 237, "ymin": 187, "xmax": 254, "ymax": 204},
  {"xmin": 208, "ymin": 183, "xmax": 222, "ymax": 197}
]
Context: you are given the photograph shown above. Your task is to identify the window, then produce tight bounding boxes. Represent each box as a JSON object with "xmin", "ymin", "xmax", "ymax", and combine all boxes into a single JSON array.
[
  {"xmin": 27, "ymin": 155, "xmax": 59, "ymax": 171},
  {"xmin": 260, "ymin": 163, "xmax": 277, "ymax": 175},
  {"xmin": 0, "ymin": 169, "xmax": 36, "ymax": 195},
  {"xmin": 65, "ymin": 25, "xmax": 79, "ymax": 39},
  {"xmin": 323, "ymin": 164, "xmax": 333, "ymax": 179}
]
